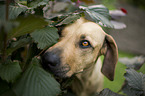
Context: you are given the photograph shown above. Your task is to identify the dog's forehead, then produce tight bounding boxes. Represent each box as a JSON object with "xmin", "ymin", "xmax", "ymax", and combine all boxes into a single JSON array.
[
  {"xmin": 78, "ymin": 22, "xmax": 105, "ymax": 38},
  {"xmin": 62, "ymin": 18, "xmax": 106, "ymax": 45},
  {"xmin": 79, "ymin": 22, "xmax": 105, "ymax": 46}
]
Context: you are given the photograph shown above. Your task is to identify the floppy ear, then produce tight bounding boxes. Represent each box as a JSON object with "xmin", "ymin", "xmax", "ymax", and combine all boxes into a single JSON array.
[{"xmin": 100, "ymin": 34, "xmax": 118, "ymax": 81}]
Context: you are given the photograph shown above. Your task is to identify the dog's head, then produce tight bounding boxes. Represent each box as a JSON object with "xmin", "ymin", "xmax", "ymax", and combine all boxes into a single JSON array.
[{"xmin": 41, "ymin": 18, "xmax": 118, "ymax": 81}]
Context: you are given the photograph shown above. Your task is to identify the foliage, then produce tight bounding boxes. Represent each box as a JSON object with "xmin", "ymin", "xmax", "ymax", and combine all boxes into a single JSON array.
[
  {"xmin": 0, "ymin": 0, "xmax": 144, "ymax": 96},
  {"xmin": 30, "ymin": 27, "xmax": 59, "ymax": 49},
  {"xmin": 13, "ymin": 58, "xmax": 61, "ymax": 96},
  {"xmin": 0, "ymin": 60, "xmax": 22, "ymax": 83},
  {"xmin": 79, "ymin": 5, "xmax": 114, "ymax": 28},
  {"xmin": 101, "ymin": 56, "xmax": 145, "ymax": 96},
  {"xmin": 119, "ymin": 56, "xmax": 145, "ymax": 96},
  {"xmin": 8, "ymin": 15, "xmax": 48, "ymax": 39},
  {"xmin": 98, "ymin": 88, "xmax": 124, "ymax": 96},
  {"xmin": 123, "ymin": 68, "xmax": 145, "ymax": 96}
]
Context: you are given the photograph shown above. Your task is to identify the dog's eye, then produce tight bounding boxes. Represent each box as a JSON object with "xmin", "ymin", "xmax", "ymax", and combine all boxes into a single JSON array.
[
  {"xmin": 80, "ymin": 40, "xmax": 91, "ymax": 48},
  {"xmin": 82, "ymin": 41, "xmax": 89, "ymax": 46}
]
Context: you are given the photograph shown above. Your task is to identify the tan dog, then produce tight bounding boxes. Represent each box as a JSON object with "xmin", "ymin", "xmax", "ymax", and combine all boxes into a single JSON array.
[{"xmin": 41, "ymin": 17, "xmax": 118, "ymax": 96}]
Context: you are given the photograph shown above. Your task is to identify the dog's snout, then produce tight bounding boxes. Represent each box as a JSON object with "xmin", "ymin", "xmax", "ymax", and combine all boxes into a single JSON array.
[
  {"xmin": 44, "ymin": 52, "xmax": 59, "ymax": 66},
  {"xmin": 41, "ymin": 49, "xmax": 61, "ymax": 68},
  {"xmin": 41, "ymin": 48, "xmax": 71, "ymax": 78}
]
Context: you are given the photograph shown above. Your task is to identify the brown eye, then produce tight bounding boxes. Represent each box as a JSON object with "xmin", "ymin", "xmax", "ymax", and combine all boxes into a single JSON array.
[
  {"xmin": 80, "ymin": 40, "xmax": 91, "ymax": 48},
  {"xmin": 82, "ymin": 41, "xmax": 89, "ymax": 46}
]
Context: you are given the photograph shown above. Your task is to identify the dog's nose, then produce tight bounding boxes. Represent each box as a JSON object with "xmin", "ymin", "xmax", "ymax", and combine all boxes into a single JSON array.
[
  {"xmin": 44, "ymin": 52, "xmax": 59, "ymax": 66},
  {"xmin": 41, "ymin": 49, "xmax": 61, "ymax": 68}
]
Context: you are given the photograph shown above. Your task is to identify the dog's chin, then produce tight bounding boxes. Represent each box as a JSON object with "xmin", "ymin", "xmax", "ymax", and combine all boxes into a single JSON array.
[
  {"xmin": 54, "ymin": 69, "xmax": 84, "ymax": 79},
  {"xmin": 51, "ymin": 69, "xmax": 73, "ymax": 79},
  {"xmin": 54, "ymin": 71, "xmax": 70, "ymax": 79}
]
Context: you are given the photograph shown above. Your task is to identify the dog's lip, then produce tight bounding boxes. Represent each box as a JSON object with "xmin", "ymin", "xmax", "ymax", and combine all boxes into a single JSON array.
[
  {"xmin": 47, "ymin": 65, "xmax": 71, "ymax": 78},
  {"xmin": 54, "ymin": 69, "xmax": 70, "ymax": 78}
]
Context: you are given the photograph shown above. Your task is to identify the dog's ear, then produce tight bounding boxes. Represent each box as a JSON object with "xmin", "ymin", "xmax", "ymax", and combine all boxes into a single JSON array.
[{"xmin": 100, "ymin": 34, "xmax": 118, "ymax": 81}]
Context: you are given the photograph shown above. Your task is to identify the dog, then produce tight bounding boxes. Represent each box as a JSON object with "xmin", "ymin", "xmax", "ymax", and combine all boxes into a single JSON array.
[{"xmin": 41, "ymin": 17, "xmax": 118, "ymax": 96}]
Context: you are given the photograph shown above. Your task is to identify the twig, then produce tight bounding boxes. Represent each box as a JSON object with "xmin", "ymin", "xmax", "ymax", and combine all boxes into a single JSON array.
[
  {"xmin": 6, "ymin": 0, "xmax": 10, "ymax": 20},
  {"xmin": 2, "ymin": 31, "xmax": 7, "ymax": 62},
  {"xmin": 36, "ymin": 47, "xmax": 48, "ymax": 57},
  {"xmin": 2, "ymin": 0, "xmax": 10, "ymax": 62}
]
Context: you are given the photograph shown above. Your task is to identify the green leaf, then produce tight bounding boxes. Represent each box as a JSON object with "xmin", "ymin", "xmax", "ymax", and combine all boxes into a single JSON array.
[
  {"xmin": 31, "ymin": 27, "xmax": 59, "ymax": 49},
  {"xmin": 0, "ymin": 20, "xmax": 19, "ymax": 53},
  {"xmin": 6, "ymin": 37, "xmax": 32, "ymax": 56},
  {"xmin": 7, "ymin": 15, "xmax": 48, "ymax": 39},
  {"xmin": 9, "ymin": 5, "xmax": 27, "ymax": 20},
  {"xmin": 99, "ymin": 88, "xmax": 124, "ymax": 96},
  {"xmin": 0, "ymin": 78, "xmax": 9, "ymax": 95},
  {"xmin": 124, "ymin": 69, "xmax": 145, "ymax": 90},
  {"xmin": 0, "ymin": 89, "xmax": 16, "ymax": 96},
  {"xmin": 56, "ymin": 14, "xmax": 80, "ymax": 26},
  {"xmin": 0, "ymin": 5, "xmax": 27, "ymax": 20},
  {"xmin": 0, "ymin": 5, "xmax": 6, "ymax": 20},
  {"xmin": 80, "ymin": 5, "xmax": 114, "ymax": 28},
  {"xmin": 0, "ymin": 60, "xmax": 22, "ymax": 83},
  {"xmin": 28, "ymin": 0, "xmax": 49, "ymax": 9},
  {"xmin": 122, "ymin": 84, "xmax": 144, "ymax": 96},
  {"xmin": 13, "ymin": 58, "xmax": 61, "ymax": 96},
  {"xmin": 24, "ymin": 43, "xmax": 41, "ymax": 66}
]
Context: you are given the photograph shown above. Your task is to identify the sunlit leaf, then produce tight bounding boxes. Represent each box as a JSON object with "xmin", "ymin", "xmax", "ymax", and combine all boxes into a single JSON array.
[
  {"xmin": 0, "ymin": 5, "xmax": 27, "ymax": 20},
  {"xmin": 28, "ymin": 0, "xmax": 49, "ymax": 9},
  {"xmin": 80, "ymin": 5, "xmax": 114, "ymax": 28},
  {"xmin": 0, "ymin": 60, "xmax": 22, "ymax": 83},
  {"xmin": 9, "ymin": 5, "xmax": 27, "ymax": 19},
  {"xmin": 56, "ymin": 14, "xmax": 80, "ymax": 26},
  {"xmin": 31, "ymin": 27, "xmax": 59, "ymax": 49},
  {"xmin": 13, "ymin": 58, "xmax": 61, "ymax": 96},
  {"xmin": 110, "ymin": 20, "xmax": 126, "ymax": 29},
  {"xmin": 8, "ymin": 15, "xmax": 48, "ymax": 39}
]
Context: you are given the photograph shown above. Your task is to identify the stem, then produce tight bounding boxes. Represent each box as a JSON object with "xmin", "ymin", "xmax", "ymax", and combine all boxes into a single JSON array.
[
  {"xmin": 2, "ymin": 32, "xmax": 7, "ymax": 62},
  {"xmin": 36, "ymin": 47, "xmax": 47, "ymax": 57},
  {"xmin": 6, "ymin": 0, "xmax": 10, "ymax": 20},
  {"xmin": 2, "ymin": 0, "xmax": 10, "ymax": 62}
]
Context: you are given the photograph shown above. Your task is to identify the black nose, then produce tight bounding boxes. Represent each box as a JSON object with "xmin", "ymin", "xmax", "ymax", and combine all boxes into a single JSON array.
[{"xmin": 41, "ymin": 49, "xmax": 61, "ymax": 69}]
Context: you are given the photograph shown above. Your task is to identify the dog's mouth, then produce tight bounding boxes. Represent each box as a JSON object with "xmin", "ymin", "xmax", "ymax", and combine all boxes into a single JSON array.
[
  {"xmin": 53, "ymin": 68, "xmax": 70, "ymax": 78},
  {"xmin": 47, "ymin": 64, "xmax": 71, "ymax": 78}
]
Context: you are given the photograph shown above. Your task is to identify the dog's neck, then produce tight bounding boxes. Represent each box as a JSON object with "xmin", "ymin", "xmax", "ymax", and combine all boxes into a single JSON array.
[
  {"xmin": 77, "ymin": 58, "xmax": 102, "ymax": 81},
  {"xmin": 71, "ymin": 58, "xmax": 103, "ymax": 96},
  {"xmin": 81, "ymin": 63, "xmax": 96, "ymax": 78}
]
